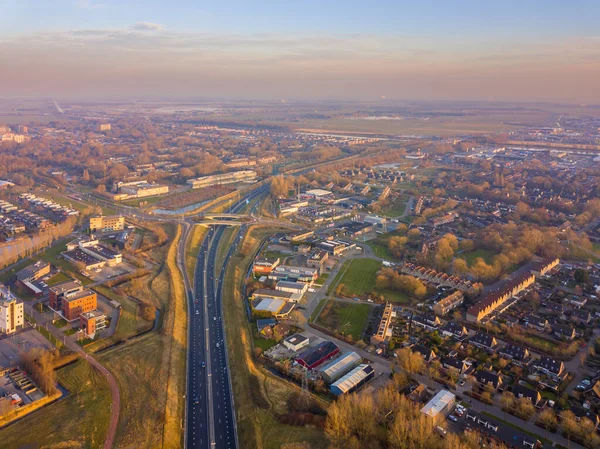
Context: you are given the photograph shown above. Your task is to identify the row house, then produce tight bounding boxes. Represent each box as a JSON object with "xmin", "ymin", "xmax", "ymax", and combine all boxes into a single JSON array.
[{"xmin": 467, "ymin": 272, "xmax": 535, "ymax": 323}]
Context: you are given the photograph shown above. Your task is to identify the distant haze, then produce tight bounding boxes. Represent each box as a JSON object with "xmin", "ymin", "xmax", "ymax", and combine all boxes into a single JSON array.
[{"xmin": 1, "ymin": 1, "xmax": 599, "ymax": 103}]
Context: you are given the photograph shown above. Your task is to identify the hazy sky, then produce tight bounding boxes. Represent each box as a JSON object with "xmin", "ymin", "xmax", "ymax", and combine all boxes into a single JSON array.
[{"xmin": 1, "ymin": 0, "xmax": 599, "ymax": 102}]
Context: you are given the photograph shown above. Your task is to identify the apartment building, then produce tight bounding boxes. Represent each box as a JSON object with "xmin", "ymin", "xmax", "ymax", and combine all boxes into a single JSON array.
[
  {"xmin": 89, "ymin": 215, "xmax": 125, "ymax": 232},
  {"xmin": 0, "ymin": 285, "xmax": 24, "ymax": 334}
]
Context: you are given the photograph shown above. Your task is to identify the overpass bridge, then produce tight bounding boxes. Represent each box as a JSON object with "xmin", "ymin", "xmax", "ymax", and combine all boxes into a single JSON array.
[{"xmin": 193, "ymin": 217, "xmax": 303, "ymax": 229}]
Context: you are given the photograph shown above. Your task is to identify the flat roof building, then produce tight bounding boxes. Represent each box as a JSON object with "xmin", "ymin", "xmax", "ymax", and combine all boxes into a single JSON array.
[
  {"xmin": 420, "ymin": 389, "xmax": 456, "ymax": 419},
  {"xmin": 15, "ymin": 260, "xmax": 50, "ymax": 283},
  {"xmin": 80, "ymin": 311, "xmax": 107, "ymax": 338},
  {"xmin": 89, "ymin": 215, "xmax": 125, "ymax": 232},
  {"xmin": 49, "ymin": 280, "xmax": 97, "ymax": 321},
  {"xmin": 283, "ymin": 334, "xmax": 310, "ymax": 352}
]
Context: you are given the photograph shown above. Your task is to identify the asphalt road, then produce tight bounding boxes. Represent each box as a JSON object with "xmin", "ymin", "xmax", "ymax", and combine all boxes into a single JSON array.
[{"xmin": 185, "ymin": 186, "xmax": 266, "ymax": 449}]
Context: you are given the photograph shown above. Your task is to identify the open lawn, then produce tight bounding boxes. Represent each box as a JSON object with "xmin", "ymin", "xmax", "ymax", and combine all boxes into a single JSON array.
[
  {"xmin": 316, "ymin": 299, "xmax": 371, "ymax": 341},
  {"xmin": 380, "ymin": 195, "xmax": 409, "ymax": 217},
  {"xmin": 367, "ymin": 240, "xmax": 393, "ymax": 259},
  {"xmin": 86, "ymin": 286, "xmax": 153, "ymax": 351},
  {"xmin": 0, "ymin": 359, "xmax": 111, "ymax": 449},
  {"xmin": 253, "ymin": 337, "xmax": 278, "ymax": 351},
  {"xmin": 462, "ymin": 249, "xmax": 496, "ymax": 265},
  {"xmin": 335, "ymin": 258, "xmax": 381, "ymax": 298},
  {"xmin": 376, "ymin": 288, "xmax": 410, "ymax": 303},
  {"xmin": 47, "ymin": 271, "xmax": 71, "ymax": 286}
]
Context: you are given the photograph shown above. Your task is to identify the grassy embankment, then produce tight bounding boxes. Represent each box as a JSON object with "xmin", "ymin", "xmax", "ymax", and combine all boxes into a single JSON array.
[
  {"xmin": 96, "ymin": 224, "xmax": 187, "ymax": 449},
  {"xmin": 223, "ymin": 226, "xmax": 326, "ymax": 449},
  {"xmin": 185, "ymin": 224, "xmax": 208, "ymax": 281}
]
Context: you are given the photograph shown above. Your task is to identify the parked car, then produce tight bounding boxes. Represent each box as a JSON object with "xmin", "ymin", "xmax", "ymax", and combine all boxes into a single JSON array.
[{"xmin": 448, "ymin": 415, "xmax": 458, "ymax": 422}]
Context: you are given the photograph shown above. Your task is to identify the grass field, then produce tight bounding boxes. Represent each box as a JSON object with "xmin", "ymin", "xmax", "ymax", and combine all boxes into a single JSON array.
[
  {"xmin": 47, "ymin": 271, "xmax": 71, "ymax": 286},
  {"xmin": 376, "ymin": 288, "xmax": 410, "ymax": 303},
  {"xmin": 88, "ymin": 285, "xmax": 152, "ymax": 349},
  {"xmin": 316, "ymin": 299, "xmax": 371, "ymax": 341},
  {"xmin": 380, "ymin": 195, "xmax": 409, "ymax": 217},
  {"xmin": 462, "ymin": 249, "xmax": 496, "ymax": 265},
  {"xmin": 333, "ymin": 258, "xmax": 381, "ymax": 297},
  {"xmin": 99, "ymin": 332, "xmax": 168, "ymax": 448},
  {"xmin": 367, "ymin": 240, "xmax": 393, "ymax": 259},
  {"xmin": 253, "ymin": 337, "xmax": 278, "ymax": 351},
  {"xmin": 0, "ymin": 359, "xmax": 111, "ymax": 448}
]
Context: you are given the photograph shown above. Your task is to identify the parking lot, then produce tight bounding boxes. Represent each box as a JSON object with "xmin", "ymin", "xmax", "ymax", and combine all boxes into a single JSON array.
[
  {"xmin": 0, "ymin": 328, "xmax": 55, "ymax": 370},
  {"xmin": 0, "ymin": 369, "xmax": 45, "ymax": 407},
  {"xmin": 85, "ymin": 261, "xmax": 135, "ymax": 283}
]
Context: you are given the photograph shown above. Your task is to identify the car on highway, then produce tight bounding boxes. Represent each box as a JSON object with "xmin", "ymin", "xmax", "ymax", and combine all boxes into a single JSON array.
[
  {"xmin": 196, "ymin": 310, "xmax": 199, "ymax": 315},
  {"xmin": 216, "ymin": 342, "xmax": 220, "ymax": 348},
  {"xmin": 201, "ymin": 361, "xmax": 205, "ymax": 368},
  {"xmin": 193, "ymin": 397, "xmax": 199, "ymax": 405}
]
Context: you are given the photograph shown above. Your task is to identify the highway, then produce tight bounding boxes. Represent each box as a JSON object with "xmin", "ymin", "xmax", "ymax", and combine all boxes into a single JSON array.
[{"xmin": 185, "ymin": 186, "xmax": 266, "ymax": 449}]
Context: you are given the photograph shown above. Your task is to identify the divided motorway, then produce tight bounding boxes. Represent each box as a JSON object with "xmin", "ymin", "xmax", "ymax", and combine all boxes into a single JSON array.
[{"xmin": 186, "ymin": 187, "xmax": 266, "ymax": 449}]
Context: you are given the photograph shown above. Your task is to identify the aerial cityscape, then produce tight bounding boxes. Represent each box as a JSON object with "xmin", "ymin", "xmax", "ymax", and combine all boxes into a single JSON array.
[{"xmin": 1, "ymin": 2, "xmax": 600, "ymax": 449}]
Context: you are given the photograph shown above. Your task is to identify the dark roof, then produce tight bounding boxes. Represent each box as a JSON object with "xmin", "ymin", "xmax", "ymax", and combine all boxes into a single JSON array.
[
  {"xmin": 442, "ymin": 356, "xmax": 466, "ymax": 370},
  {"xmin": 512, "ymin": 385, "xmax": 540, "ymax": 403},
  {"xmin": 570, "ymin": 406, "xmax": 600, "ymax": 425},
  {"xmin": 476, "ymin": 370, "xmax": 501, "ymax": 388},
  {"xmin": 413, "ymin": 313, "xmax": 439, "ymax": 326},
  {"xmin": 535, "ymin": 356, "xmax": 564, "ymax": 375},
  {"xmin": 256, "ymin": 318, "xmax": 277, "ymax": 331},
  {"xmin": 500, "ymin": 344, "xmax": 528, "ymax": 361},
  {"xmin": 524, "ymin": 315, "xmax": 547, "ymax": 327},
  {"xmin": 572, "ymin": 309, "xmax": 591, "ymax": 320},
  {"xmin": 552, "ymin": 324, "xmax": 575, "ymax": 336},
  {"xmin": 295, "ymin": 341, "xmax": 339, "ymax": 368},
  {"xmin": 470, "ymin": 332, "xmax": 497, "ymax": 348},
  {"xmin": 412, "ymin": 344, "xmax": 436, "ymax": 360},
  {"xmin": 442, "ymin": 321, "xmax": 467, "ymax": 335}
]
